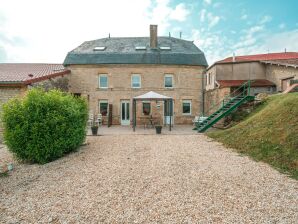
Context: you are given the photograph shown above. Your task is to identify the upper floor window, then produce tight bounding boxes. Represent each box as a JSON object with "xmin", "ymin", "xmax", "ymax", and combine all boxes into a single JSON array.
[
  {"xmin": 98, "ymin": 74, "xmax": 108, "ymax": 88},
  {"xmin": 131, "ymin": 74, "xmax": 141, "ymax": 88},
  {"xmin": 164, "ymin": 74, "xmax": 174, "ymax": 88},
  {"xmin": 99, "ymin": 74, "xmax": 108, "ymax": 88}
]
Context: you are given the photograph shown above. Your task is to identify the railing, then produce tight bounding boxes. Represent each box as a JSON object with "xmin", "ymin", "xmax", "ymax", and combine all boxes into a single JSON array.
[{"xmin": 202, "ymin": 80, "xmax": 252, "ymax": 117}]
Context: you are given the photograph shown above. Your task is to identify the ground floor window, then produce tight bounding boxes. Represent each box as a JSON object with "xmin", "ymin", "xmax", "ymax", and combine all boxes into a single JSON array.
[
  {"xmin": 99, "ymin": 100, "xmax": 108, "ymax": 116},
  {"xmin": 182, "ymin": 100, "xmax": 191, "ymax": 115},
  {"xmin": 142, "ymin": 102, "xmax": 151, "ymax": 115}
]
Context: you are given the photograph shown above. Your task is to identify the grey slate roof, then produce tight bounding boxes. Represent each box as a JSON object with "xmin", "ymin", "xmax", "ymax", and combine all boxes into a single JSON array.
[{"xmin": 63, "ymin": 37, "xmax": 208, "ymax": 66}]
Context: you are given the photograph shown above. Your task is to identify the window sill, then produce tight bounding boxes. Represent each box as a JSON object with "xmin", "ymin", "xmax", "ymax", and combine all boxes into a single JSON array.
[
  {"xmin": 164, "ymin": 87, "xmax": 174, "ymax": 90},
  {"xmin": 182, "ymin": 114, "xmax": 192, "ymax": 116},
  {"xmin": 97, "ymin": 88, "xmax": 109, "ymax": 90}
]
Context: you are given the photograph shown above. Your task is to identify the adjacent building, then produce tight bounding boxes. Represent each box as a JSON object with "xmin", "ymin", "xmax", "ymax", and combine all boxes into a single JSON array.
[
  {"xmin": 0, "ymin": 63, "xmax": 70, "ymax": 111},
  {"xmin": 64, "ymin": 25, "xmax": 208, "ymax": 125},
  {"xmin": 204, "ymin": 52, "xmax": 298, "ymax": 114}
]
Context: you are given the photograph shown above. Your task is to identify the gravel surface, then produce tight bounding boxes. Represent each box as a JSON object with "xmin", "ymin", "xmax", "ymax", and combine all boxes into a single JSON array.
[{"xmin": 0, "ymin": 135, "xmax": 297, "ymax": 223}]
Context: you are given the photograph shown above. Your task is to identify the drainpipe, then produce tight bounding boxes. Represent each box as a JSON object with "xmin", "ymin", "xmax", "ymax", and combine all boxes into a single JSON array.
[{"xmin": 201, "ymin": 70, "xmax": 206, "ymax": 116}]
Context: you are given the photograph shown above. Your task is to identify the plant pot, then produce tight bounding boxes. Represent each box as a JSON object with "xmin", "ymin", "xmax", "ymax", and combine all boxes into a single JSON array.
[
  {"xmin": 155, "ymin": 125, "xmax": 162, "ymax": 134},
  {"xmin": 91, "ymin": 126, "xmax": 98, "ymax": 136}
]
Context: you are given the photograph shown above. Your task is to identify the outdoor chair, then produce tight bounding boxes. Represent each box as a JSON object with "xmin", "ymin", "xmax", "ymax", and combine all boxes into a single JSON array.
[
  {"xmin": 97, "ymin": 113, "xmax": 102, "ymax": 126},
  {"xmin": 88, "ymin": 113, "xmax": 94, "ymax": 126},
  {"xmin": 192, "ymin": 116, "xmax": 199, "ymax": 125}
]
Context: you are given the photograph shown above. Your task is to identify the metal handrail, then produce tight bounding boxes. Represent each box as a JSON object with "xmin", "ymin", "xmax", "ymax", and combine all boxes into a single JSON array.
[{"xmin": 202, "ymin": 80, "xmax": 252, "ymax": 117}]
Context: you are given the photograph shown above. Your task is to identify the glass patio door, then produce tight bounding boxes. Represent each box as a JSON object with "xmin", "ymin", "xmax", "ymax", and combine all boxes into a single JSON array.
[
  {"xmin": 121, "ymin": 100, "xmax": 130, "ymax": 125},
  {"xmin": 164, "ymin": 100, "xmax": 174, "ymax": 125}
]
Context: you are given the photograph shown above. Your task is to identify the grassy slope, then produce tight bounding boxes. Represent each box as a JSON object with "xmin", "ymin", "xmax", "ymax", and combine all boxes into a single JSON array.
[{"xmin": 208, "ymin": 93, "xmax": 298, "ymax": 179}]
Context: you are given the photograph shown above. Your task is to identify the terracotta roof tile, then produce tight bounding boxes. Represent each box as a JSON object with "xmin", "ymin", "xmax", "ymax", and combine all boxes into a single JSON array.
[
  {"xmin": 217, "ymin": 52, "xmax": 298, "ymax": 64},
  {"xmin": 217, "ymin": 79, "xmax": 276, "ymax": 88},
  {"xmin": 0, "ymin": 64, "xmax": 70, "ymax": 86}
]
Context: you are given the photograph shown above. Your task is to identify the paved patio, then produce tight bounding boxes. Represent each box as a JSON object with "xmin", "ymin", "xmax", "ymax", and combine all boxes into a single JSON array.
[{"xmin": 87, "ymin": 125, "xmax": 197, "ymax": 135}]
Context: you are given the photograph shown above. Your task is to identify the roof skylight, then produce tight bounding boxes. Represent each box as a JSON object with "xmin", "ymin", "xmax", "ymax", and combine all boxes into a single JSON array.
[
  {"xmin": 135, "ymin": 46, "xmax": 146, "ymax": 50},
  {"xmin": 93, "ymin": 46, "xmax": 106, "ymax": 51},
  {"xmin": 160, "ymin": 46, "xmax": 171, "ymax": 50}
]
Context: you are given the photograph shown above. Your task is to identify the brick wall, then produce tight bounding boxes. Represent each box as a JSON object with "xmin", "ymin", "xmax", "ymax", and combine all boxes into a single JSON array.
[{"xmin": 67, "ymin": 64, "xmax": 205, "ymax": 125}]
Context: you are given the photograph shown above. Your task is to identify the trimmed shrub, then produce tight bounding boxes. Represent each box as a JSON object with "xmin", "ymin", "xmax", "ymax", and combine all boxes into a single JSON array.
[{"xmin": 1, "ymin": 88, "xmax": 88, "ymax": 164}]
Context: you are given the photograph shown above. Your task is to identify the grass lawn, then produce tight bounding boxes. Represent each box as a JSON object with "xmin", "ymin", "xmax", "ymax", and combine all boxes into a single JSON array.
[{"xmin": 208, "ymin": 93, "xmax": 298, "ymax": 179}]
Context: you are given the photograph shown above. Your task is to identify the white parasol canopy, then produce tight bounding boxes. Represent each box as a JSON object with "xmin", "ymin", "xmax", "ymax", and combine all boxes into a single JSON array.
[{"xmin": 133, "ymin": 91, "xmax": 172, "ymax": 100}]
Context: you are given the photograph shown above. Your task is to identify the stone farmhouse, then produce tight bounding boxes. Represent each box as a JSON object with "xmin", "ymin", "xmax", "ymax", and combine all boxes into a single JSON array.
[
  {"xmin": 1, "ymin": 25, "xmax": 298, "ymax": 128},
  {"xmin": 64, "ymin": 25, "xmax": 208, "ymax": 125},
  {"xmin": 0, "ymin": 64, "xmax": 70, "ymax": 111},
  {"xmin": 204, "ymin": 52, "xmax": 298, "ymax": 114}
]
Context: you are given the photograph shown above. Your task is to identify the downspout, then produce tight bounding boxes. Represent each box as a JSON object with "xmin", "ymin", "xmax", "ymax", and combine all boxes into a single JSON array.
[{"xmin": 201, "ymin": 69, "xmax": 206, "ymax": 116}]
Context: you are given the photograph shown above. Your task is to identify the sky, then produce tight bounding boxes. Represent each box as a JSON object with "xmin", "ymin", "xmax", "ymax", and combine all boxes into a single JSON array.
[{"xmin": 0, "ymin": 0, "xmax": 297, "ymax": 65}]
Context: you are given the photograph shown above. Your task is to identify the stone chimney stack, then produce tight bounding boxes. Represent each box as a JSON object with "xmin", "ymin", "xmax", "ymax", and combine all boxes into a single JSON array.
[{"xmin": 150, "ymin": 25, "xmax": 158, "ymax": 48}]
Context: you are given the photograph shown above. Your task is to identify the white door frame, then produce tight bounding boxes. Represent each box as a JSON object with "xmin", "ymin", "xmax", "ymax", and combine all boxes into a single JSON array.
[
  {"xmin": 163, "ymin": 100, "xmax": 174, "ymax": 125},
  {"xmin": 120, "ymin": 100, "xmax": 130, "ymax": 125}
]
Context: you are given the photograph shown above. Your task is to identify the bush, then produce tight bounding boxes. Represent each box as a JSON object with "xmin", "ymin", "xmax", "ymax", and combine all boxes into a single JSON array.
[{"xmin": 1, "ymin": 88, "xmax": 88, "ymax": 164}]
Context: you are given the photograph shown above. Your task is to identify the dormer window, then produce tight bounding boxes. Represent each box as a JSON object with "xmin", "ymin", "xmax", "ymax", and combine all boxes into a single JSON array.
[
  {"xmin": 160, "ymin": 46, "xmax": 171, "ymax": 50},
  {"xmin": 93, "ymin": 47, "xmax": 106, "ymax": 51},
  {"xmin": 135, "ymin": 46, "xmax": 146, "ymax": 50}
]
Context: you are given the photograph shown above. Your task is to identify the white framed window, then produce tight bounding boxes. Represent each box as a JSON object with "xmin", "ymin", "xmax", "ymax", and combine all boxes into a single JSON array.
[
  {"xmin": 131, "ymin": 74, "xmax": 141, "ymax": 88},
  {"xmin": 99, "ymin": 100, "xmax": 108, "ymax": 116},
  {"xmin": 99, "ymin": 74, "xmax": 108, "ymax": 88},
  {"xmin": 182, "ymin": 100, "xmax": 191, "ymax": 115},
  {"xmin": 164, "ymin": 74, "xmax": 174, "ymax": 88},
  {"xmin": 142, "ymin": 101, "xmax": 151, "ymax": 115}
]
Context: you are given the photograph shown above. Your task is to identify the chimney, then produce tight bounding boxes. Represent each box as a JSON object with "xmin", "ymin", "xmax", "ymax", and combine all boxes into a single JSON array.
[{"xmin": 150, "ymin": 25, "xmax": 158, "ymax": 48}]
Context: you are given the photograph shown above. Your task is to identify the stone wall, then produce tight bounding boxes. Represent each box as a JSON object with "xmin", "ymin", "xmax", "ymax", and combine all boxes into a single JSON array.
[
  {"xmin": 204, "ymin": 87, "xmax": 230, "ymax": 116},
  {"xmin": 31, "ymin": 76, "xmax": 69, "ymax": 91},
  {"xmin": 0, "ymin": 87, "xmax": 26, "ymax": 112},
  {"xmin": 0, "ymin": 87, "xmax": 26, "ymax": 141},
  {"xmin": 67, "ymin": 64, "xmax": 205, "ymax": 125},
  {"xmin": 265, "ymin": 64, "xmax": 298, "ymax": 91}
]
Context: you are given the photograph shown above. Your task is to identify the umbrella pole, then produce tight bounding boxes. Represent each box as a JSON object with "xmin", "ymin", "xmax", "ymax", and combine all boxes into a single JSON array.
[{"xmin": 133, "ymin": 99, "xmax": 136, "ymax": 132}]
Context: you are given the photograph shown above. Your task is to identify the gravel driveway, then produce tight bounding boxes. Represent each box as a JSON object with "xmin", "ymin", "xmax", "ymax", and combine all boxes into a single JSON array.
[{"xmin": 1, "ymin": 135, "xmax": 297, "ymax": 223}]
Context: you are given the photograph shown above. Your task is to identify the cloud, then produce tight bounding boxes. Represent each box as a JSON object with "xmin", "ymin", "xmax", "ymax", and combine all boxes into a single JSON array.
[
  {"xmin": 234, "ymin": 29, "xmax": 298, "ymax": 56},
  {"xmin": 232, "ymin": 25, "xmax": 264, "ymax": 49},
  {"xmin": 200, "ymin": 9, "xmax": 206, "ymax": 22},
  {"xmin": 279, "ymin": 23, "xmax": 286, "ymax": 29},
  {"xmin": 203, "ymin": 0, "xmax": 212, "ymax": 5},
  {"xmin": 260, "ymin": 29, "xmax": 298, "ymax": 52},
  {"xmin": 0, "ymin": 46, "xmax": 7, "ymax": 61},
  {"xmin": 190, "ymin": 28, "xmax": 228, "ymax": 64},
  {"xmin": 0, "ymin": 0, "xmax": 192, "ymax": 63},
  {"xmin": 260, "ymin": 15, "xmax": 272, "ymax": 24},
  {"xmin": 207, "ymin": 13, "xmax": 220, "ymax": 28},
  {"xmin": 168, "ymin": 3, "xmax": 190, "ymax": 22},
  {"xmin": 241, "ymin": 14, "xmax": 248, "ymax": 20}
]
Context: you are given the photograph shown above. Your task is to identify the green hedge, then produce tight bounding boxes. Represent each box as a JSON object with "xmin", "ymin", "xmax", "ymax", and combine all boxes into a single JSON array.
[{"xmin": 1, "ymin": 88, "xmax": 88, "ymax": 164}]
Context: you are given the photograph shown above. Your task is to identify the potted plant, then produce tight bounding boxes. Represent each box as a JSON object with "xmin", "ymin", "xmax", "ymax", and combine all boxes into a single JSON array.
[
  {"xmin": 155, "ymin": 119, "xmax": 162, "ymax": 134},
  {"xmin": 91, "ymin": 124, "xmax": 98, "ymax": 136},
  {"xmin": 90, "ymin": 113, "xmax": 99, "ymax": 136}
]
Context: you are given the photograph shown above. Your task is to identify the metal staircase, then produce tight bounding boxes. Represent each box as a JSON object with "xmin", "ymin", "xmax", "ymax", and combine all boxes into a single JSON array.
[{"xmin": 196, "ymin": 80, "xmax": 255, "ymax": 133}]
